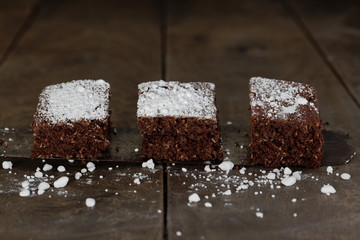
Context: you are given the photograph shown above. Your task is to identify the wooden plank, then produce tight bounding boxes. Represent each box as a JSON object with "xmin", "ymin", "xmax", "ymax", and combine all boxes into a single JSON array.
[
  {"xmin": 0, "ymin": 127, "xmax": 355, "ymax": 166},
  {"xmin": 0, "ymin": 0, "xmax": 164, "ymax": 239},
  {"xmin": 0, "ymin": 0, "xmax": 161, "ymax": 128},
  {"xmin": 0, "ymin": 158, "xmax": 163, "ymax": 239},
  {"xmin": 0, "ymin": 0, "xmax": 38, "ymax": 60},
  {"xmin": 166, "ymin": 0, "xmax": 360, "ymax": 239},
  {"xmin": 288, "ymin": 0, "xmax": 360, "ymax": 105}
]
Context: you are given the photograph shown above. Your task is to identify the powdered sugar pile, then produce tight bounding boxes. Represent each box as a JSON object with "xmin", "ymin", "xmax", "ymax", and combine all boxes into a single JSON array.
[
  {"xmin": 142, "ymin": 159, "xmax": 155, "ymax": 169},
  {"xmin": 249, "ymin": 77, "xmax": 318, "ymax": 120},
  {"xmin": 2, "ymin": 161, "xmax": 12, "ymax": 169},
  {"xmin": 137, "ymin": 80, "xmax": 217, "ymax": 119},
  {"xmin": 54, "ymin": 176, "xmax": 69, "ymax": 188},
  {"xmin": 35, "ymin": 79, "xmax": 110, "ymax": 125},
  {"xmin": 321, "ymin": 184, "xmax": 336, "ymax": 195},
  {"xmin": 86, "ymin": 198, "xmax": 96, "ymax": 207}
]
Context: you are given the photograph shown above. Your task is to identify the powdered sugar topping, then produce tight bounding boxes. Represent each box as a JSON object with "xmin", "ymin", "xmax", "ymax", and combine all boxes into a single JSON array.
[
  {"xmin": 137, "ymin": 80, "xmax": 217, "ymax": 119},
  {"xmin": 35, "ymin": 79, "xmax": 110, "ymax": 125},
  {"xmin": 249, "ymin": 77, "xmax": 318, "ymax": 120}
]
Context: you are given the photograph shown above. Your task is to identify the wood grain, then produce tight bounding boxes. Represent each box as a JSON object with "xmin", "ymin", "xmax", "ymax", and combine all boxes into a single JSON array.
[
  {"xmin": 0, "ymin": 0, "xmax": 161, "ymax": 128},
  {"xmin": 0, "ymin": 159, "xmax": 164, "ymax": 240},
  {"xmin": 288, "ymin": 0, "xmax": 360, "ymax": 105},
  {"xmin": 0, "ymin": 1, "xmax": 164, "ymax": 239},
  {"xmin": 166, "ymin": 0, "xmax": 360, "ymax": 239},
  {"xmin": 0, "ymin": 0, "xmax": 38, "ymax": 60}
]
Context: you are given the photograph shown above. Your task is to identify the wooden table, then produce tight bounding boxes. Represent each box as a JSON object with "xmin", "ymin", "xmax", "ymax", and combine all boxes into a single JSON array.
[{"xmin": 0, "ymin": 0, "xmax": 359, "ymax": 239}]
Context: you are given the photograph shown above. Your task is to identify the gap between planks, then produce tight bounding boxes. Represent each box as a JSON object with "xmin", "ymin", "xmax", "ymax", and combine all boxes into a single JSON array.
[{"xmin": 279, "ymin": 0, "xmax": 360, "ymax": 109}]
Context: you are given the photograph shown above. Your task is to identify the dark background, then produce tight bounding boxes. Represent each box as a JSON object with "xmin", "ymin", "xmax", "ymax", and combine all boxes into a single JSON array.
[{"xmin": 0, "ymin": 0, "xmax": 359, "ymax": 239}]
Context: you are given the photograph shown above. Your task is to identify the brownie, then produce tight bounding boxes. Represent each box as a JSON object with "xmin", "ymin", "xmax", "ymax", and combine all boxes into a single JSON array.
[
  {"xmin": 249, "ymin": 77, "xmax": 323, "ymax": 168},
  {"xmin": 31, "ymin": 79, "xmax": 111, "ymax": 159},
  {"xmin": 137, "ymin": 80, "xmax": 223, "ymax": 161}
]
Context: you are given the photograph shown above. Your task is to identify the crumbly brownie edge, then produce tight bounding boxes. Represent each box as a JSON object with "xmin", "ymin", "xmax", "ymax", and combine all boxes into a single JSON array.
[
  {"xmin": 249, "ymin": 116, "xmax": 323, "ymax": 168},
  {"xmin": 141, "ymin": 134, "xmax": 223, "ymax": 162},
  {"xmin": 30, "ymin": 118, "xmax": 110, "ymax": 159}
]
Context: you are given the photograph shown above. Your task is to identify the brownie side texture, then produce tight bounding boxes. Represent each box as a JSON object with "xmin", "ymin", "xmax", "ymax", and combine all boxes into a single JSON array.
[
  {"xmin": 31, "ymin": 119, "xmax": 110, "ymax": 159},
  {"xmin": 137, "ymin": 80, "xmax": 223, "ymax": 162},
  {"xmin": 138, "ymin": 117, "xmax": 221, "ymax": 136},
  {"xmin": 31, "ymin": 79, "xmax": 111, "ymax": 159},
  {"xmin": 141, "ymin": 126, "xmax": 222, "ymax": 161},
  {"xmin": 249, "ymin": 77, "xmax": 323, "ymax": 168}
]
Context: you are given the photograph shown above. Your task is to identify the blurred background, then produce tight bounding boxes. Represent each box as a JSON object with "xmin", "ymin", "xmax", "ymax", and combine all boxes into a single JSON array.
[{"xmin": 0, "ymin": 0, "xmax": 359, "ymax": 133}]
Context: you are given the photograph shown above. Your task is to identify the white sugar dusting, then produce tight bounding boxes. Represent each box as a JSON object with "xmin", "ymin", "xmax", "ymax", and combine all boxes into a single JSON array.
[
  {"xmin": 86, "ymin": 198, "xmax": 96, "ymax": 207},
  {"xmin": 137, "ymin": 80, "xmax": 217, "ymax": 119},
  {"xmin": 57, "ymin": 166, "xmax": 66, "ymax": 172},
  {"xmin": 321, "ymin": 184, "xmax": 336, "ymax": 195},
  {"xmin": 188, "ymin": 193, "xmax": 200, "ymax": 203},
  {"xmin": 142, "ymin": 159, "xmax": 155, "ymax": 169},
  {"xmin": 340, "ymin": 173, "xmax": 351, "ymax": 180},
  {"xmin": 249, "ymin": 77, "xmax": 318, "ymax": 120},
  {"xmin": 326, "ymin": 166, "xmax": 333, "ymax": 174},
  {"xmin": 35, "ymin": 79, "xmax": 110, "ymax": 124},
  {"xmin": 255, "ymin": 212, "xmax": 264, "ymax": 218},
  {"xmin": 2, "ymin": 161, "xmax": 13, "ymax": 169},
  {"xmin": 86, "ymin": 162, "xmax": 96, "ymax": 172},
  {"xmin": 43, "ymin": 164, "xmax": 53, "ymax": 171},
  {"xmin": 281, "ymin": 176, "xmax": 296, "ymax": 186},
  {"xmin": 218, "ymin": 161, "xmax": 234, "ymax": 173},
  {"xmin": 19, "ymin": 189, "xmax": 30, "ymax": 197},
  {"xmin": 54, "ymin": 176, "xmax": 69, "ymax": 188}
]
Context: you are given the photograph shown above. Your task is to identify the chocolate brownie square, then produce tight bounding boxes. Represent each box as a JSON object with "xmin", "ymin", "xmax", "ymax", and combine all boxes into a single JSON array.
[
  {"xmin": 249, "ymin": 77, "xmax": 323, "ymax": 168},
  {"xmin": 31, "ymin": 79, "xmax": 111, "ymax": 159},
  {"xmin": 137, "ymin": 80, "xmax": 223, "ymax": 161}
]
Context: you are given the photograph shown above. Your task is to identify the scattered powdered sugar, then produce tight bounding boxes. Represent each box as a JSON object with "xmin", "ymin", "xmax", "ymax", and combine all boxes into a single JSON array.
[
  {"xmin": 218, "ymin": 161, "xmax": 234, "ymax": 173},
  {"xmin": 321, "ymin": 184, "xmax": 336, "ymax": 195},
  {"xmin": 142, "ymin": 159, "xmax": 155, "ymax": 169},
  {"xmin": 57, "ymin": 166, "xmax": 66, "ymax": 172},
  {"xmin": 249, "ymin": 77, "xmax": 318, "ymax": 120},
  {"xmin": 38, "ymin": 182, "xmax": 50, "ymax": 195},
  {"xmin": 75, "ymin": 172, "xmax": 82, "ymax": 180},
  {"xmin": 86, "ymin": 198, "xmax": 96, "ymax": 207},
  {"xmin": 204, "ymin": 165, "xmax": 216, "ymax": 172},
  {"xmin": 21, "ymin": 180, "xmax": 30, "ymax": 189},
  {"xmin": 281, "ymin": 176, "xmax": 296, "ymax": 186},
  {"xmin": 34, "ymin": 171, "xmax": 43, "ymax": 178},
  {"xmin": 326, "ymin": 166, "xmax": 333, "ymax": 174},
  {"xmin": 222, "ymin": 190, "xmax": 232, "ymax": 196},
  {"xmin": 176, "ymin": 231, "xmax": 182, "ymax": 237},
  {"xmin": 204, "ymin": 202, "xmax": 212, "ymax": 208},
  {"xmin": 340, "ymin": 173, "xmax": 351, "ymax": 180},
  {"xmin": 35, "ymin": 79, "xmax": 110, "ymax": 125},
  {"xmin": 19, "ymin": 189, "xmax": 30, "ymax": 197},
  {"xmin": 133, "ymin": 178, "xmax": 141, "ymax": 185},
  {"xmin": 54, "ymin": 176, "xmax": 69, "ymax": 188},
  {"xmin": 86, "ymin": 162, "xmax": 96, "ymax": 172},
  {"xmin": 284, "ymin": 167, "xmax": 292, "ymax": 175},
  {"xmin": 137, "ymin": 80, "xmax": 217, "ymax": 119},
  {"xmin": 2, "ymin": 161, "xmax": 13, "ymax": 169},
  {"xmin": 255, "ymin": 212, "xmax": 264, "ymax": 218},
  {"xmin": 292, "ymin": 171, "xmax": 302, "ymax": 181},
  {"xmin": 43, "ymin": 164, "xmax": 53, "ymax": 171},
  {"xmin": 188, "ymin": 193, "xmax": 201, "ymax": 203},
  {"xmin": 266, "ymin": 172, "xmax": 276, "ymax": 180},
  {"xmin": 181, "ymin": 168, "xmax": 187, "ymax": 173}
]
